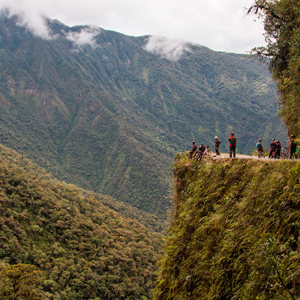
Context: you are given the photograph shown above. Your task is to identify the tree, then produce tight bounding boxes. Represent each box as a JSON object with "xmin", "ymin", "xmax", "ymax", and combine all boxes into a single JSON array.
[
  {"xmin": 248, "ymin": 0, "xmax": 300, "ymax": 135},
  {"xmin": 0, "ymin": 264, "xmax": 45, "ymax": 300}
]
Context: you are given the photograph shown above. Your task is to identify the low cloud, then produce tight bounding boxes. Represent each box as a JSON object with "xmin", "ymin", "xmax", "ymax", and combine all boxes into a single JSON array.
[
  {"xmin": 64, "ymin": 27, "xmax": 101, "ymax": 48},
  {"xmin": 0, "ymin": 0, "xmax": 266, "ymax": 54},
  {"xmin": 144, "ymin": 36, "xmax": 193, "ymax": 61},
  {"xmin": 0, "ymin": 5, "xmax": 52, "ymax": 39},
  {"xmin": 0, "ymin": 6, "xmax": 101, "ymax": 48}
]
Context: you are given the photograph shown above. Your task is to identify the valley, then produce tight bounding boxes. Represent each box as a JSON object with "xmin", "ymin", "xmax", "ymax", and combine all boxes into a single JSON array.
[
  {"xmin": 0, "ymin": 14, "xmax": 287, "ymax": 218},
  {"xmin": 0, "ymin": 9, "xmax": 297, "ymax": 299}
]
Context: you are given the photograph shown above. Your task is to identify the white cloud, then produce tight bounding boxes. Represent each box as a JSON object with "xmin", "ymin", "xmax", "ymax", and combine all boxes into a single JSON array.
[
  {"xmin": 144, "ymin": 36, "xmax": 193, "ymax": 61},
  {"xmin": 0, "ymin": 2, "xmax": 101, "ymax": 47},
  {"xmin": 0, "ymin": 0, "xmax": 266, "ymax": 54},
  {"xmin": 0, "ymin": 0, "xmax": 52, "ymax": 39},
  {"xmin": 64, "ymin": 27, "xmax": 101, "ymax": 48}
]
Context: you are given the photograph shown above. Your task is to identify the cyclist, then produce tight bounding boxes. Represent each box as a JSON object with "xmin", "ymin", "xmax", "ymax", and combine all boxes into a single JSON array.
[
  {"xmin": 256, "ymin": 139, "xmax": 264, "ymax": 158},
  {"xmin": 196, "ymin": 144, "xmax": 205, "ymax": 160},
  {"xmin": 269, "ymin": 139, "xmax": 276, "ymax": 158},
  {"xmin": 275, "ymin": 140, "xmax": 281, "ymax": 158}
]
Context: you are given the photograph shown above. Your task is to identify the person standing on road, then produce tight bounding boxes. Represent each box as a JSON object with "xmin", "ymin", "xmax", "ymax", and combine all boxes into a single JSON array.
[
  {"xmin": 228, "ymin": 133, "xmax": 237, "ymax": 158},
  {"xmin": 214, "ymin": 136, "xmax": 221, "ymax": 156},
  {"xmin": 289, "ymin": 135, "xmax": 296, "ymax": 159},
  {"xmin": 188, "ymin": 141, "xmax": 197, "ymax": 158},
  {"xmin": 275, "ymin": 140, "xmax": 281, "ymax": 159},
  {"xmin": 269, "ymin": 139, "xmax": 276, "ymax": 158},
  {"xmin": 256, "ymin": 139, "xmax": 264, "ymax": 157}
]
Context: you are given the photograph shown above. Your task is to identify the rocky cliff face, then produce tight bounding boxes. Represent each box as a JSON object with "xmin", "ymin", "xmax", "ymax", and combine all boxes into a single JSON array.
[{"xmin": 154, "ymin": 155, "xmax": 300, "ymax": 299}]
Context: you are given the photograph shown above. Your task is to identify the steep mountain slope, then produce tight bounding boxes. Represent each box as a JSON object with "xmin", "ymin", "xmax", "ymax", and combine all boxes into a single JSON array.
[
  {"xmin": 0, "ymin": 143, "xmax": 163, "ymax": 299},
  {"xmin": 0, "ymin": 14, "xmax": 287, "ymax": 217},
  {"xmin": 154, "ymin": 155, "xmax": 300, "ymax": 299}
]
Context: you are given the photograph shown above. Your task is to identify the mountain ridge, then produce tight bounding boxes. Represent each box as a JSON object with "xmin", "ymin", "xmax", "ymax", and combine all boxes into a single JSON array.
[{"xmin": 0, "ymin": 14, "xmax": 287, "ymax": 217}]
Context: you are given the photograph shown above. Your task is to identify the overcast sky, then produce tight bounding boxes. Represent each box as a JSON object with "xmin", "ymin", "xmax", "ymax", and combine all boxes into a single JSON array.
[{"xmin": 0, "ymin": 0, "xmax": 266, "ymax": 54}]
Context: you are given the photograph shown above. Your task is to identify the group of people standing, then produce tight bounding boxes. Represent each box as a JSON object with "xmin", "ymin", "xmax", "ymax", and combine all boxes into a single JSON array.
[
  {"xmin": 189, "ymin": 133, "xmax": 297, "ymax": 159},
  {"xmin": 188, "ymin": 132, "xmax": 236, "ymax": 159},
  {"xmin": 265, "ymin": 139, "xmax": 281, "ymax": 159},
  {"xmin": 257, "ymin": 135, "xmax": 297, "ymax": 159}
]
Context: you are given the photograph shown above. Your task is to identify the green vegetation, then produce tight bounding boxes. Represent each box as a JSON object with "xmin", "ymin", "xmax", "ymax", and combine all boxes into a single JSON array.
[
  {"xmin": 154, "ymin": 154, "xmax": 300, "ymax": 299},
  {"xmin": 0, "ymin": 15, "xmax": 286, "ymax": 217},
  {"xmin": 0, "ymin": 264, "xmax": 45, "ymax": 300},
  {"xmin": 0, "ymin": 144, "xmax": 163, "ymax": 299},
  {"xmin": 248, "ymin": 0, "xmax": 300, "ymax": 136}
]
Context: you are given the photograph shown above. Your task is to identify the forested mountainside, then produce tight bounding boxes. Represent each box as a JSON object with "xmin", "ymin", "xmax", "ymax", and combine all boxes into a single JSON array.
[
  {"xmin": 154, "ymin": 155, "xmax": 300, "ymax": 299},
  {"xmin": 248, "ymin": 1, "xmax": 300, "ymax": 138},
  {"xmin": 0, "ymin": 14, "xmax": 286, "ymax": 217},
  {"xmin": 0, "ymin": 144, "xmax": 163, "ymax": 299}
]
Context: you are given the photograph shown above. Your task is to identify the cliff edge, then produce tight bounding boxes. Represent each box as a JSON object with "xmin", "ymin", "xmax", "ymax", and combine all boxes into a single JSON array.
[{"xmin": 154, "ymin": 154, "xmax": 300, "ymax": 299}]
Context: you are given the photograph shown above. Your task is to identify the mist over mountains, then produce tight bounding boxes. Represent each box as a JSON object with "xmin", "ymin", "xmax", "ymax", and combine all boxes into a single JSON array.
[{"xmin": 0, "ymin": 13, "xmax": 286, "ymax": 217}]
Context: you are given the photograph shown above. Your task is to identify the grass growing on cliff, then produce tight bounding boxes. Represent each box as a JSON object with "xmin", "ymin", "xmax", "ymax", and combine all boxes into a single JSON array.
[{"xmin": 154, "ymin": 154, "xmax": 300, "ymax": 300}]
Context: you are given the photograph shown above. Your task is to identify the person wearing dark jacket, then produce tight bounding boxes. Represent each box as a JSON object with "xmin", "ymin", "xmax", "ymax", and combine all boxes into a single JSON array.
[
  {"xmin": 275, "ymin": 140, "xmax": 281, "ymax": 159},
  {"xmin": 289, "ymin": 135, "xmax": 296, "ymax": 159},
  {"xmin": 188, "ymin": 141, "xmax": 197, "ymax": 158},
  {"xmin": 195, "ymin": 144, "xmax": 206, "ymax": 160},
  {"xmin": 198, "ymin": 144, "xmax": 205, "ymax": 154},
  {"xmin": 228, "ymin": 133, "xmax": 236, "ymax": 158},
  {"xmin": 269, "ymin": 139, "xmax": 276, "ymax": 158},
  {"xmin": 214, "ymin": 136, "xmax": 221, "ymax": 155}
]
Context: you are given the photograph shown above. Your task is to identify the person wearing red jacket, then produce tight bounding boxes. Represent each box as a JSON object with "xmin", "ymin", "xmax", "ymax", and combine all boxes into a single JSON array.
[
  {"xmin": 228, "ymin": 133, "xmax": 237, "ymax": 158},
  {"xmin": 269, "ymin": 139, "xmax": 276, "ymax": 158}
]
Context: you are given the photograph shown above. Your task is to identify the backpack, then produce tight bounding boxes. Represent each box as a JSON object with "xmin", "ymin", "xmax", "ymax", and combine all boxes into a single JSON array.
[
  {"xmin": 270, "ymin": 141, "xmax": 276, "ymax": 149},
  {"xmin": 229, "ymin": 137, "xmax": 236, "ymax": 146},
  {"xmin": 256, "ymin": 142, "xmax": 262, "ymax": 149}
]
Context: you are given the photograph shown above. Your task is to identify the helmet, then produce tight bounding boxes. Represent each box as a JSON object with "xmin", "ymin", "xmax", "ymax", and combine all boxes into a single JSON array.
[
  {"xmin": 215, "ymin": 136, "xmax": 218, "ymax": 139},
  {"xmin": 291, "ymin": 135, "xmax": 295, "ymax": 138},
  {"xmin": 231, "ymin": 132, "xmax": 234, "ymax": 135},
  {"xmin": 273, "ymin": 138, "xmax": 276, "ymax": 141},
  {"xmin": 193, "ymin": 141, "xmax": 195, "ymax": 143},
  {"xmin": 277, "ymin": 140, "xmax": 280, "ymax": 143},
  {"xmin": 258, "ymin": 139, "xmax": 261, "ymax": 142}
]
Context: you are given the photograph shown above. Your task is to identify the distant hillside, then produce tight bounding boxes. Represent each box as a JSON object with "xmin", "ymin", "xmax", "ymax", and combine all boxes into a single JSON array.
[
  {"xmin": 0, "ymin": 14, "xmax": 287, "ymax": 217},
  {"xmin": 154, "ymin": 155, "xmax": 300, "ymax": 299},
  {"xmin": 0, "ymin": 144, "xmax": 163, "ymax": 299}
]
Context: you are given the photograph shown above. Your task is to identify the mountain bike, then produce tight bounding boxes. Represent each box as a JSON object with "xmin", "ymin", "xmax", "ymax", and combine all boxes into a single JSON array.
[
  {"xmin": 282, "ymin": 148, "xmax": 288, "ymax": 159},
  {"xmin": 196, "ymin": 151, "xmax": 202, "ymax": 161}
]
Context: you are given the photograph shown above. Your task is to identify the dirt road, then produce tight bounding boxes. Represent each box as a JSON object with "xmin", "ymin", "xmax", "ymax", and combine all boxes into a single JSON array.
[{"xmin": 212, "ymin": 153, "xmax": 285, "ymax": 161}]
